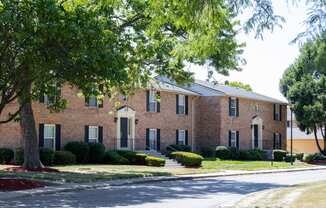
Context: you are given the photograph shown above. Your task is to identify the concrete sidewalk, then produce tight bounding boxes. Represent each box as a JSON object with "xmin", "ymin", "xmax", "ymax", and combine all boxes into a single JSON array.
[{"xmin": 1, "ymin": 166, "xmax": 326, "ymax": 201}]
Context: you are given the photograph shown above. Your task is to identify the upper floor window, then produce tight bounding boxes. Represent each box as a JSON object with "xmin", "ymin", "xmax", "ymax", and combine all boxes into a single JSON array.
[
  {"xmin": 146, "ymin": 90, "xmax": 160, "ymax": 112},
  {"xmin": 39, "ymin": 85, "xmax": 61, "ymax": 106},
  {"xmin": 274, "ymin": 104, "xmax": 281, "ymax": 121},
  {"xmin": 85, "ymin": 96, "xmax": 103, "ymax": 108},
  {"xmin": 44, "ymin": 124, "xmax": 56, "ymax": 150},
  {"xmin": 176, "ymin": 94, "xmax": 188, "ymax": 115},
  {"xmin": 229, "ymin": 97, "xmax": 239, "ymax": 117}
]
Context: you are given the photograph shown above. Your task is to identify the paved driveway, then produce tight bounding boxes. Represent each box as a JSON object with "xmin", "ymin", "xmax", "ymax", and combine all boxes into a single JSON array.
[{"xmin": 2, "ymin": 169, "xmax": 326, "ymax": 208}]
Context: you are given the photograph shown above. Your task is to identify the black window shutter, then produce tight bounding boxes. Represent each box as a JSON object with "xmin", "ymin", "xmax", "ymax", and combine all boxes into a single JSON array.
[
  {"xmin": 84, "ymin": 126, "xmax": 89, "ymax": 143},
  {"xmin": 279, "ymin": 134, "xmax": 282, "ymax": 148},
  {"xmin": 176, "ymin": 95, "xmax": 179, "ymax": 114},
  {"xmin": 39, "ymin": 124, "xmax": 44, "ymax": 147},
  {"xmin": 273, "ymin": 104, "xmax": 276, "ymax": 120},
  {"xmin": 185, "ymin": 130, "xmax": 188, "ymax": 145},
  {"xmin": 236, "ymin": 98, "xmax": 239, "ymax": 117},
  {"xmin": 236, "ymin": 131, "xmax": 239, "ymax": 149},
  {"xmin": 176, "ymin": 130, "xmax": 179, "ymax": 144},
  {"xmin": 85, "ymin": 97, "xmax": 89, "ymax": 107},
  {"xmin": 98, "ymin": 126, "xmax": 103, "ymax": 143},
  {"xmin": 279, "ymin": 105, "xmax": 282, "ymax": 121},
  {"xmin": 229, "ymin": 97, "xmax": 232, "ymax": 116},
  {"xmin": 146, "ymin": 90, "xmax": 150, "ymax": 112},
  {"xmin": 228, "ymin": 130, "xmax": 231, "ymax": 147},
  {"xmin": 157, "ymin": 129, "xmax": 161, "ymax": 150},
  {"xmin": 273, "ymin": 133, "xmax": 276, "ymax": 149},
  {"xmin": 146, "ymin": 128, "xmax": 149, "ymax": 150},
  {"xmin": 185, "ymin": 96, "xmax": 189, "ymax": 115},
  {"xmin": 55, "ymin": 124, "xmax": 61, "ymax": 150},
  {"xmin": 156, "ymin": 91, "xmax": 160, "ymax": 112}
]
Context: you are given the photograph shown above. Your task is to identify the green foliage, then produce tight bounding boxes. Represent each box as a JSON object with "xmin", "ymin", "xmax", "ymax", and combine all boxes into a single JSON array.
[
  {"xmin": 145, "ymin": 156, "xmax": 165, "ymax": 167},
  {"xmin": 200, "ymin": 147, "xmax": 216, "ymax": 158},
  {"xmin": 229, "ymin": 147, "xmax": 240, "ymax": 160},
  {"xmin": 296, "ymin": 153, "xmax": 304, "ymax": 161},
  {"xmin": 0, "ymin": 148, "xmax": 14, "ymax": 164},
  {"xmin": 171, "ymin": 151, "xmax": 203, "ymax": 167},
  {"xmin": 102, "ymin": 150, "xmax": 129, "ymax": 165},
  {"xmin": 273, "ymin": 149, "xmax": 287, "ymax": 161},
  {"xmin": 215, "ymin": 146, "xmax": 232, "ymax": 160},
  {"xmin": 304, "ymin": 153, "xmax": 326, "ymax": 162},
  {"xmin": 238, "ymin": 150, "xmax": 250, "ymax": 160},
  {"xmin": 246, "ymin": 149, "xmax": 266, "ymax": 161},
  {"xmin": 88, "ymin": 143, "xmax": 106, "ymax": 164},
  {"xmin": 39, "ymin": 148, "xmax": 55, "ymax": 166},
  {"xmin": 225, "ymin": 81, "xmax": 253, "ymax": 91},
  {"xmin": 15, "ymin": 147, "xmax": 24, "ymax": 165},
  {"xmin": 116, "ymin": 150, "xmax": 147, "ymax": 165},
  {"xmin": 64, "ymin": 142, "xmax": 89, "ymax": 163},
  {"xmin": 284, "ymin": 154, "xmax": 296, "ymax": 163},
  {"xmin": 53, "ymin": 151, "xmax": 76, "ymax": 165}
]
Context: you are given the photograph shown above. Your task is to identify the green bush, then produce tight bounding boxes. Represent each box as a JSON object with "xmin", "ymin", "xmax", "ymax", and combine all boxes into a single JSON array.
[
  {"xmin": 0, "ymin": 148, "xmax": 14, "ymax": 164},
  {"xmin": 273, "ymin": 149, "xmax": 287, "ymax": 161},
  {"xmin": 200, "ymin": 147, "xmax": 216, "ymax": 158},
  {"xmin": 295, "ymin": 153, "xmax": 304, "ymax": 161},
  {"xmin": 102, "ymin": 150, "xmax": 129, "ymax": 165},
  {"xmin": 246, "ymin": 149, "xmax": 266, "ymax": 161},
  {"xmin": 229, "ymin": 147, "xmax": 240, "ymax": 160},
  {"xmin": 39, "ymin": 148, "xmax": 55, "ymax": 166},
  {"xmin": 284, "ymin": 154, "xmax": 296, "ymax": 163},
  {"xmin": 53, "ymin": 151, "xmax": 76, "ymax": 165},
  {"xmin": 171, "ymin": 151, "xmax": 203, "ymax": 167},
  {"xmin": 145, "ymin": 156, "xmax": 165, "ymax": 167},
  {"xmin": 116, "ymin": 150, "xmax": 147, "ymax": 165},
  {"xmin": 238, "ymin": 150, "xmax": 250, "ymax": 160},
  {"xmin": 215, "ymin": 146, "xmax": 231, "ymax": 160},
  {"xmin": 64, "ymin": 141, "xmax": 89, "ymax": 163},
  {"xmin": 15, "ymin": 147, "xmax": 24, "ymax": 165},
  {"xmin": 304, "ymin": 153, "xmax": 326, "ymax": 162},
  {"xmin": 88, "ymin": 143, "xmax": 105, "ymax": 163},
  {"xmin": 166, "ymin": 144, "xmax": 191, "ymax": 152}
]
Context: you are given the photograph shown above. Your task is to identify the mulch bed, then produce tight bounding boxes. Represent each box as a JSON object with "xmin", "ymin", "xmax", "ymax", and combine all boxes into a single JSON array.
[
  {"xmin": 4, "ymin": 166, "xmax": 59, "ymax": 173},
  {"xmin": 308, "ymin": 160, "xmax": 326, "ymax": 165},
  {"xmin": 0, "ymin": 179, "xmax": 44, "ymax": 191}
]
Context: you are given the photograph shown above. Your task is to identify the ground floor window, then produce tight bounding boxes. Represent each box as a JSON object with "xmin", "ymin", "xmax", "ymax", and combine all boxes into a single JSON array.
[
  {"xmin": 44, "ymin": 124, "xmax": 56, "ymax": 150},
  {"xmin": 149, "ymin": 128, "xmax": 157, "ymax": 149},
  {"xmin": 88, "ymin": 126, "xmax": 99, "ymax": 143},
  {"xmin": 177, "ymin": 129, "xmax": 186, "ymax": 145},
  {"xmin": 229, "ymin": 131, "xmax": 237, "ymax": 148}
]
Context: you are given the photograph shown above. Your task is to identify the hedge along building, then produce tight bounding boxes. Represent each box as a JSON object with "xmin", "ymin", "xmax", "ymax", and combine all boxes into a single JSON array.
[{"xmin": 0, "ymin": 77, "xmax": 287, "ymax": 152}]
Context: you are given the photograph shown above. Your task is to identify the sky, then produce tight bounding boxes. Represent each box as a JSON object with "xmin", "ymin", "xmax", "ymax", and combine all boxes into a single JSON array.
[{"xmin": 190, "ymin": 1, "xmax": 308, "ymax": 102}]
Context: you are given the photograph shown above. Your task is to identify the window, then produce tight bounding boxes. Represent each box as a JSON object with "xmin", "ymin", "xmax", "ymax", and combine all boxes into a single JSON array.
[
  {"xmin": 88, "ymin": 96, "xmax": 98, "ymax": 107},
  {"xmin": 44, "ymin": 94, "xmax": 55, "ymax": 105},
  {"xmin": 178, "ymin": 95, "xmax": 185, "ymax": 114},
  {"xmin": 149, "ymin": 129, "xmax": 157, "ymax": 149},
  {"xmin": 229, "ymin": 98, "xmax": 237, "ymax": 117},
  {"xmin": 88, "ymin": 126, "xmax": 99, "ymax": 143},
  {"xmin": 230, "ymin": 131, "xmax": 237, "ymax": 148},
  {"xmin": 274, "ymin": 133, "xmax": 282, "ymax": 149},
  {"xmin": 275, "ymin": 104, "xmax": 280, "ymax": 121},
  {"xmin": 44, "ymin": 124, "xmax": 56, "ymax": 150},
  {"xmin": 149, "ymin": 90, "xmax": 157, "ymax": 112},
  {"xmin": 178, "ymin": 129, "xmax": 186, "ymax": 145}
]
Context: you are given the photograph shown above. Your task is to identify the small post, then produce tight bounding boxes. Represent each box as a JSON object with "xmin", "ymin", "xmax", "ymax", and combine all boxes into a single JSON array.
[{"xmin": 290, "ymin": 105, "xmax": 294, "ymax": 165}]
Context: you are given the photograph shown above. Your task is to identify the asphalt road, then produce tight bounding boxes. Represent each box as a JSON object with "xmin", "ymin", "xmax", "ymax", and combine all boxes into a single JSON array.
[{"xmin": 2, "ymin": 169, "xmax": 326, "ymax": 208}]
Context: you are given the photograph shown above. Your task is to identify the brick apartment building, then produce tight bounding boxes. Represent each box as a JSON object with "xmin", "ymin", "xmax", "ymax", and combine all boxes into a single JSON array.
[{"xmin": 0, "ymin": 77, "xmax": 287, "ymax": 152}]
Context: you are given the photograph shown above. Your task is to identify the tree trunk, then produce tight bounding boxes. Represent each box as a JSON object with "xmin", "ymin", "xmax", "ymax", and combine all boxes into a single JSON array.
[
  {"xmin": 19, "ymin": 83, "xmax": 43, "ymax": 169},
  {"xmin": 314, "ymin": 127, "xmax": 324, "ymax": 155}
]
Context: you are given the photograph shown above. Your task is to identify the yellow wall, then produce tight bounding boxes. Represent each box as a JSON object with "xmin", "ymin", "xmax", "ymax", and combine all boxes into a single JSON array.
[{"xmin": 287, "ymin": 139, "xmax": 324, "ymax": 153}]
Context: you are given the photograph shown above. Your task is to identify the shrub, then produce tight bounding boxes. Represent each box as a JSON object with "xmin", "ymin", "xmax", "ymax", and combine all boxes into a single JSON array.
[
  {"xmin": 88, "ymin": 143, "xmax": 105, "ymax": 163},
  {"xmin": 200, "ymin": 147, "xmax": 216, "ymax": 158},
  {"xmin": 229, "ymin": 147, "xmax": 240, "ymax": 160},
  {"xmin": 238, "ymin": 150, "xmax": 250, "ymax": 160},
  {"xmin": 53, "ymin": 151, "xmax": 76, "ymax": 165},
  {"xmin": 215, "ymin": 146, "xmax": 231, "ymax": 160},
  {"xmin": 304, "ymin": 153, "xmax": 326, "ymax": 162},
  {"xmin": 284, "ymin": 154, "xmax": 296, "ymax": 163},
  {"xmin": 273, "ymin": 149, "xmax": 287, "ymax": 161},
  {"xmin": 0, "ymin": 148, "xmax": 14, "ymax": 164},
  {"xmin": 171, "ymin": 151, "xmax": 203, "ymax": 167},
  {"xmin": 15, "ymin": 147, "xmax": 24, "ymax": 165},
  {"xmin": 295, "ymin": 153, "xmax": 304, "ymax": 161},
  {"xmin": 145, "ymin": 156, "xmax": 165, "ymax": 167},
  {"xmin": 64, "ymin": 141, "xmax": 89, "ymax": 163},
  {"xmin": 166, "ymin": 144, "xmax": 191, "ymax": 157},
  {"xmin": 102, "ymin": 150, "xmax": 129, "ymax": 165},
  {"xmin": 246, "ymin": 149, "xmax": 266, "ymax": 161},
  {"xmin": 39, "ymin": 148, "xmax": 55, "ymax": 166},
  {"xmin": 116, "ymin": 150, "xmax": 147, "ymax": 165}
]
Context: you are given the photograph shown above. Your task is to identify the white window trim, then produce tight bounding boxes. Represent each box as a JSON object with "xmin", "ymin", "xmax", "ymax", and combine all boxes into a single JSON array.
[
  {"xmin": 149, "ymin": 90, "xmax": 157, "ymax": 112},
  {"xmin": 178, "ymin": 94, "xmax": 185, "ymax": 114},
  {"xmin": 44, "ymin": 124, "xmax": 56, "ymax": 150},
  {"xmin": 230, "ymin": 130, "xmax": 237, "ymax": 148},
  {"xmin": 230, "ymin": 97, "xmax": 237, "ymax": 117},
  {"xmin": 88, "ymin": 126, "xmax": 99, "ymax": 143},
  {"xmin": 149, "ymin": 128, "xmax": 157, "ymax": 149},
  {"xmin": 178, "ymin": 129, "xmax": 186, "ymax": 145}
]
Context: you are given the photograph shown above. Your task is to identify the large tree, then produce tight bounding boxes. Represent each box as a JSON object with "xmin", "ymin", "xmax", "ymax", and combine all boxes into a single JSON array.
[
  {"xmin": 225, "ymin": 81, "xmax": 253, "ymax": 91},
  {"xmin": 280, "ymin": 33, "xmax": 326, "ymax": 155}
]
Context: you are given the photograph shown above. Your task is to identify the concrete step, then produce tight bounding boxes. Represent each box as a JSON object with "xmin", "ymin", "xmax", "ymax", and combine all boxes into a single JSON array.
[{"xmin": 141, "ymin": 150, "xmax": 184, "ymax": 168}]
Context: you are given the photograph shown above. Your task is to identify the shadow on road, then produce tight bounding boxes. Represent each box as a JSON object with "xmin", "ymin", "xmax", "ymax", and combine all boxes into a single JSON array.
[{"xmin": 0, "ymin": 178, "xmax": 288, "ymax": 208}]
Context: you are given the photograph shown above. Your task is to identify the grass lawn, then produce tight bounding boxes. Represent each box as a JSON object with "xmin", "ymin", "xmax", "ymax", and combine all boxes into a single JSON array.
[
  {"xmin": 236, "ymin": 181, "xmax": 326, "ymax": 208},
  {"xmin": 0, "ymin": 160, "xmax": 315, "ymax": 184}
]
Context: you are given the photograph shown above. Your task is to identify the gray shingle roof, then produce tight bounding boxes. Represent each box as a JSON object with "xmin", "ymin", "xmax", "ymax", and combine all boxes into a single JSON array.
[{"xmin": 148, "ymin": 79, "xmax": 199, "ymax": 95}]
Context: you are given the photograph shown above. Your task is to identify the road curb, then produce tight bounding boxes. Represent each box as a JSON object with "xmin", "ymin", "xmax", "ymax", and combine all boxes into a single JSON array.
[{"xmin": 1, "ymin": 166, "xmax": 326, "ymax": 201}]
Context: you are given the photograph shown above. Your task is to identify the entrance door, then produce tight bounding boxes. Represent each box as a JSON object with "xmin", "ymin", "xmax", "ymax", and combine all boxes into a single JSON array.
[
  {"xmin": 120, "ymin": 117, "xmax": 128, "ymax": 148},
  {"xmin": 253, "ymin": 124, "xmax": 259, "ymax": 148},
  {"xmin": 149, "ymin": 129, "xmax": 157, "ymax": 150}
]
